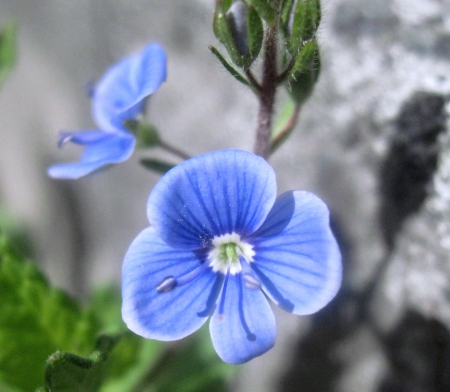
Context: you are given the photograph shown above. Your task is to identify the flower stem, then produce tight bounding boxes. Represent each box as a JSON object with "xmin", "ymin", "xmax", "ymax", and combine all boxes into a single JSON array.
[
  {"xmin": 253, "ymin": 26, "xmax": 278, "ymax": 159},
  {"xmin": 158, "ymin": 140, "xmax": 191, "ymax": 160}
]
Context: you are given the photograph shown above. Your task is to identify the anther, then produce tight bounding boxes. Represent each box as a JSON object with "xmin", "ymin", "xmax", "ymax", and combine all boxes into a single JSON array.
[
  {"xmin": 243, "ymin": 273, "xmax": 261, "ymax": 290},
  {"xmin": 156, "ymin": 276, "xmax": 177, "ymax": 293}
]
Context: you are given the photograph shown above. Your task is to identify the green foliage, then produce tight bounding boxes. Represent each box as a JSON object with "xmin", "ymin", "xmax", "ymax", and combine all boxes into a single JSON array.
[
  {"xmin": 41, "ymin": 335, "xmax": 120, "ymax": 392},
  {"xmin": 286, "ymin": 40, "xmax": 320, "ymax": 104},
  {"xmin": 0, "ymin": 236, "xmax": 98, "ymax": 391},
  {"xmin": 0, "ymin": 20, "xmax": 17, "ymax": 87},
  {"xmin": 288, "ymin": 0, "xmax": 321, "ymax": 54}
]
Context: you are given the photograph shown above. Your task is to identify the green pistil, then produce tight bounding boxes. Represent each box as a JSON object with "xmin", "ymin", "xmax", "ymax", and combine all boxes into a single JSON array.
[{"xmin": 218, "ymin": 243, "xmax": 240, "ymax": 266}]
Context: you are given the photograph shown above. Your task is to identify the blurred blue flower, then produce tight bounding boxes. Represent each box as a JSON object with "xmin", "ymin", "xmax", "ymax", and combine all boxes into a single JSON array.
[
  {"xmin": 47, "ymin": 43, "xmax": 167, "ymax": 179},
  {"xmin": 122, "ymin": 149, "xmax": 341, "ymax": 364}
]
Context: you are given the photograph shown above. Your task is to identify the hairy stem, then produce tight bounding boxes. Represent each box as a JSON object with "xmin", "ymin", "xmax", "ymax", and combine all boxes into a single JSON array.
[{"xmin": 253, "ymin": 26, "xmax": 278, "ymax": 159}]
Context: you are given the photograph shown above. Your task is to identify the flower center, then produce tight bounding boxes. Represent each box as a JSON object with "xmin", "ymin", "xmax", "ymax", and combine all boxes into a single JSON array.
[{"xmin": 208, "ymin": 232, "xmax": 255, "ymax": 275}]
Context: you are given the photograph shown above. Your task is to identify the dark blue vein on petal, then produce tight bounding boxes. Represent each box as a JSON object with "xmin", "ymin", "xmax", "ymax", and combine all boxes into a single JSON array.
[
  {"xmin": 197, "ymin": 273, "xmax": 224, "ymax": 317},
  {"xmin": 237, "ymin": 274, "xmax": 256, "ymax": 341},
  {"xmin": 251, "ymin": 264, "xmax": 295, "ymax": 312}
]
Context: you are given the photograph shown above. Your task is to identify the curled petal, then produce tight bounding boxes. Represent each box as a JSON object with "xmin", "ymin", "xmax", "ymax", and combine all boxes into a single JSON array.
[
  {"xmin": 122, "ymin": 227, "xmax": 219, "ymax": 341},
  {"xmin": 93, "ymin": 43, "xmax": 167, "ymax": 131},
  {"xmin": 209, "ymin": 273, "xmax": 276, "ymax": 364},
  {"xmin": 47, "ymin": 130, "xmax": 135, "ymax": 179},
  {"xmin": 249, "ymin": 191, "xmax": 342, "ymax": 315},
  {"xmin": 147, "ymin": 149, "xmax": 277, "ymax": 250}
]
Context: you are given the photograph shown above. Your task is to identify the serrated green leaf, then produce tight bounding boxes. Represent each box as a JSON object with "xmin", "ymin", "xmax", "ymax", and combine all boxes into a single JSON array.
[
  {"xmin": 0, "ymin": 20, "xmax": 17, "ymax": 87},
  {"xmin": 0, "ymin": 236, "xmax": 98, "ymax": 391},
  {"xmin": 140, "ymin": 159, "xmax": 175, "ymax": 174},
  {"xmin": 42, "ymin": 335, "xmax": 120, "ymax": 392},
  {"xmin": 289, "ymin": 0, "xmax": 321, "ymax": 53}
]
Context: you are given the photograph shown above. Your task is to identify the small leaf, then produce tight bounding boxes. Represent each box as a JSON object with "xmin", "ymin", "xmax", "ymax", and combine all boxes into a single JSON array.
[
  {"xmin": 0, "ymin": 20, "xmax": 17, "ymax": 87},
  {"xmin": 140, "ymin": 159, "xmax": 175, "ymax": 174},
  {"xmin": 42, "ymin": 335, "xmax": 120, "ymax": 392}
]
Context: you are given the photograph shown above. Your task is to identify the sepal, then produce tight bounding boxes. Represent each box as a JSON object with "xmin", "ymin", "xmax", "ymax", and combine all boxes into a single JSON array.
[
  {"xmin": 246, "ymin": 0, "xmax": 278, "ymax": 26},
  {"xmin": 124, "ymin": 119, "xmax": 161, "ymax": 148},
  {"xmin": 286, "ymin": 39, "xmax": 320, "ymax": 104},
  {"xmin": 288, "ymin": 0, "xmax": 321, "ymax": 54}
]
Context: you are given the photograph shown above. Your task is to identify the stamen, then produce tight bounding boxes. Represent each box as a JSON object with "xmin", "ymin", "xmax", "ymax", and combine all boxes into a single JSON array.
[
  {"xmin": 156, "ymin": 262, "xmax": 209, "ymax": 294},
  {"xmin": 243, "ymin": 273, "xmax": 261, "ymax": 290},
  {"xmin": 156, "ymin": 276, "xmax": 177, "ymax": 293},
  {"xmin": 58, "ymin": 132, "xmax": 73, "ymax": 148}
]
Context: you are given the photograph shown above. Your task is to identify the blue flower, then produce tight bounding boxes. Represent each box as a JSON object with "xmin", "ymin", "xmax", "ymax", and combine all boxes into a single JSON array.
[
  {"xmin": 47, "ymin": 43, "xmax": 167, "ymax": 179},
  {"xmin": 122, "ymin": 149, "xmax": 341, "ymax": 364}
]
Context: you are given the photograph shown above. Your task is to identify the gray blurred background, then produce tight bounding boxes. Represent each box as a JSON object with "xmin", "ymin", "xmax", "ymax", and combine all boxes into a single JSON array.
[{"xmin": 1, "ymin": 0, "xmax": 450, "ymax": 391}]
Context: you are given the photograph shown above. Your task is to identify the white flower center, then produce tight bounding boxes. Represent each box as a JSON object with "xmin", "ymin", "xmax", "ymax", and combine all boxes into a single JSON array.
[{"xmin": 208, "ymin": 232, "xmax": 255, "ymax": 275}]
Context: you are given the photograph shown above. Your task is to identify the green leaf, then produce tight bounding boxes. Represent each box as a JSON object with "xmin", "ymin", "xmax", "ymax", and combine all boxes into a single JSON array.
[
  {"xmin": 0, "ymin": 235, "xmax": 98, "ymax": 391},
  {"xmin": 42, "ymin": 334, "xmax": 120, "ymax": 392},
  {"xmin": 289, "ymin": 0, "xmax": 321, "ymax": 53},
  {"xmin": 0, "ymin": 21, "xmax": 17, "ymax": 87},
  {"xmin": 140, "ymin": 159, "xmax": 175, "ymax": 174}
]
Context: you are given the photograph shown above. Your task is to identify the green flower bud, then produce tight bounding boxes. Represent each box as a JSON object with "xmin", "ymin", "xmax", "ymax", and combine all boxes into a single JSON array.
[
  {"xmin": 227, "ymin": 1, "xmax": 250, "ymax": 57},
  {"xmin": 214, "ymin": 0, "xmax": 263, "ymax": 69}
]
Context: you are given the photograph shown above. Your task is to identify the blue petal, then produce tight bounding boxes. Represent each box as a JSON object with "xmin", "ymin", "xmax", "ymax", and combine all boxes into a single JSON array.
[
  {"xmin": 249, "ymin": 191, "xmax": 342, "ymax": 315},
  {"xmin": 93, "ymin": 43, "xmax": 167, "ymax": 131},
  {"xmin": 147, "ymin": 149, "xmax": 277, "ymax": 250},
  {"xmin": 47, "ymin": 130, "xmax": 135, "ymax": 179},
  {"xmin": 209, "ymin": 273, "xmax": 276, "ymax": 364},
  {"xmin": 122, "ymin": 227, "xmax": 219, "ymax": 341}
]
